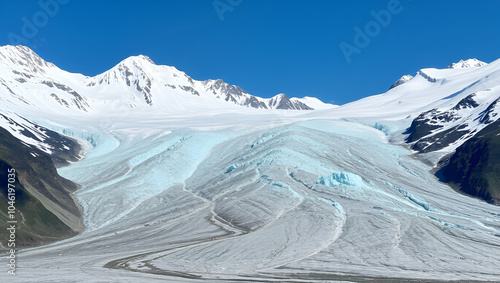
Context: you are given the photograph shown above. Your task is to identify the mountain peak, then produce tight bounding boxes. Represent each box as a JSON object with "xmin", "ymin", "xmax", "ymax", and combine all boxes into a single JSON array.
[
  {"xmin": 0, "ymin": 45, "xmax": 332, "ymax": 112},
  {"xmin": 276, "ymin": 93, "xmax": 287, "ymax": 98},
  {"xmin": 389, "ymin": 74, "xmax": 414, "ymax": 90},
  {"xmin": 0, "ymin": 45, "xmax": 56, "ymax": 73},
  {"xmin": 0, "ymin": 45, "xmax": 35, "ymax": 55},
  {"xmin": 118, "ymin": 55, "xmax": 156, "ymax": 68},
  {"xmin": 448, "ymin": 59, "xmax": 487, "ymax": 69},
  {"xmin": 130, "ymin": 55, "xmax": 155, "ymax": 65},
  {"xmin": 267, "ymin": 93, "xmax": 313, "ymax": 110}
]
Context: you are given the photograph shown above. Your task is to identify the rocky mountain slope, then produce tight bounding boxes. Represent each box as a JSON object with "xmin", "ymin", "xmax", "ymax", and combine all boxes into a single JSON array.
[
  {"xmin": 440, "ymin": 119, "xmax": 500, "ymax": 204},
  {"xmin": 0, "ymin": 127, "xmax": 83, "ymax": 248},
  {"xmin": 396, "ymin": 59, "xmax": 500, "ymax": 204}
]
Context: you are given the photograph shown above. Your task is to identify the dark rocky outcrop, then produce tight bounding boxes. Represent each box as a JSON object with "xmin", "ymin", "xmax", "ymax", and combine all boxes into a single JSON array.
[
  {"xmin": 439, "ymin": 120, "xmax": 500, "ymax": 205},
  {"xmin": 0, "ymin": 127, "xmax": 83, "ymax": 248}
]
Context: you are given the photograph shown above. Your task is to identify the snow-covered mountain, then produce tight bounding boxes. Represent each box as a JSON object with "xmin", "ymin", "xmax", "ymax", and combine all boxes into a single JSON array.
[
  {"xmin": 405, "ymin": 88, "xmax": 500, "ymax": 154},
  {"xmin": 329, "ymin": 58, "xmax": 500, "ymax": 157},
  {"xmin": 1, "ymin": 47, "xmax": 500, "ymax": 282},
  {"xmin": 0, "ymin": 45, "xmax": 333, "ymax": 116},
  {"xmin": 395, "ymin": 60, "xmax": 500, "ymax": 159},
  {"xmin": 448, "ymin": 58, "xmax": 487, "ymax": 69}
]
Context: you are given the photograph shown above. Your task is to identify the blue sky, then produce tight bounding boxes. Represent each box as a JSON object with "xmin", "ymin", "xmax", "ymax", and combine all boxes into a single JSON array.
[{"xmin": 1, "ymin": 0, "xmax": 500, "ymax": 105}]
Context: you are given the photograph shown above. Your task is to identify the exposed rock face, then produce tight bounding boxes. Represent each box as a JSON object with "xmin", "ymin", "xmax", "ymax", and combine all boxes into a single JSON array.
[
  {"xmin": 0, "ymin": 113, "xmax": 82, "ymax": 167},
  {"xmin": 405, "ymin": 93, "xmax": 489, "ymax": 153}
]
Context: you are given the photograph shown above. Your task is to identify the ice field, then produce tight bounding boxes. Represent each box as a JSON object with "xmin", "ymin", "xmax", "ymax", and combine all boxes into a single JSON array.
[{"xmin": 7, "ymin": 112, "xmax": 500, "ymax": 283}]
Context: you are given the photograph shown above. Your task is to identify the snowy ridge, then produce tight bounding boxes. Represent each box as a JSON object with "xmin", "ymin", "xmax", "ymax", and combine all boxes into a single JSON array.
[
  {"xmin": 448, "ymin": 58, "xmax": 487, "ymax": 69},
  {"xmin": 0, "ymin": 45, "xmax": 333, "ymax": 115},
  {"xmin": 406, "ymin": 88, "xmax": 500, "ymax": 154},
  {"xmin": 0, "ymin": 111, "xmax": 83, "ymax": 165},
  {"xmin": 389, "ymin": 74, "xmax": 413, "ymax": 89},
  {"xmin": 290, "ymin": 96, "xmax": 338, "ymax": 110},
  {"xmin": 329, "ymin": 57, "xmax": 500, "ymax": 164},
  {"xmin": 0, "ymin": 45, "xmax": 57, "ymax": 75},
  {"xmin": 0, "ymin": 111, "xmax": 54, "ymax": 153},
  {"xmin": 330, "ymin": 57, "xmax": 499, "ymax": 120}
]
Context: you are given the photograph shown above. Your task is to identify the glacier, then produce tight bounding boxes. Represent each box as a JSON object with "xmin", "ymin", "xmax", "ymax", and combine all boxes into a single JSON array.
[{"xmin": 6, "ymin": 114, "xmax": 500, "ymax": 282}]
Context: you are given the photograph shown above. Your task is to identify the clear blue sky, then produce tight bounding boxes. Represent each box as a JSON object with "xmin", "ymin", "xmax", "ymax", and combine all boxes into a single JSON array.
[{"xmin": 1, "ymin": 0, "xmax": 499, "ymax": 105}]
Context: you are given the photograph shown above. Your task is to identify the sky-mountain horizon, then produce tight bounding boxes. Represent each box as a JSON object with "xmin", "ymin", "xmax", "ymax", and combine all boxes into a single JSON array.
[{"xmin": 2, "ymin": 0, "xmax": 500, "ymax": 105}]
